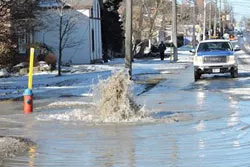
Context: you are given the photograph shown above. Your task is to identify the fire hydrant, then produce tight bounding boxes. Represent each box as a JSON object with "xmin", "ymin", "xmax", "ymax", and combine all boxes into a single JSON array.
[{"xmin": 23, "ymin": 88, "xmax": 33, "ymax": 114}]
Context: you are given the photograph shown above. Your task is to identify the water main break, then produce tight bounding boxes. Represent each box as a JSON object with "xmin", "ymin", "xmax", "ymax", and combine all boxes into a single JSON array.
[{"xmin": 94, "ymin": 71, "xmax": 145, "ymax": 122}]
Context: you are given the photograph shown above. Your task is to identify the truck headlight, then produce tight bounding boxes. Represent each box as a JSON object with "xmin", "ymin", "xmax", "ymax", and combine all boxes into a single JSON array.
[
  {"xmin": 194, "ymin": 56, "xmax": 203, "ymax": 65},
  {"xmin": 228, "ymin": 55, "xmax": 235, "ymax": 63}
]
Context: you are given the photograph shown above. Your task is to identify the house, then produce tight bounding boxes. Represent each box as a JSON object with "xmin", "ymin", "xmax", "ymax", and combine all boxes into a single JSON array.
[
  {"xmin": 0, "ymin": 0, "xmax": 38, "ymax": 64},
  {"xmin": 18, "ymin": 0, "xmax": 103, "ymax": 65}
]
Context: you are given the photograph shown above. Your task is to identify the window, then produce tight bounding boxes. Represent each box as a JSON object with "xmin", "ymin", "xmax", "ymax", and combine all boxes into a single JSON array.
[
  {"xmin": 17, "ymin": 0, "xmax": 24, "ymax": 6},
  {"xmin": 97, "ymin": 4, "xmax": 100, "ymax": 18},
  {"xmin": 18, "ymin": 32, "xmax": 26, "ymax": 54},
  {"xmin": 90, "ymin": 8, "xmax": 93, "ymax": 18},
  {"xmin": 92, "ymin": 29, "xmax": 95, "ymax": 52}
]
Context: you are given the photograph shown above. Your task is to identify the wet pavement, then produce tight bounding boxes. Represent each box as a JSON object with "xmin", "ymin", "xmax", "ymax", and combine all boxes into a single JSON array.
[{"xmin": 2, "ymin": 45, "xmax": 250, "ymax": 166}]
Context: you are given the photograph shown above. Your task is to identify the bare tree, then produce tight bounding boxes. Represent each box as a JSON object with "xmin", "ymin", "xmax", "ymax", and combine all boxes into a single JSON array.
[
  {"xmin": 133, "ymin": 0, "xmax": 166, "ymax": 40},
  {"xmin": 128, "ymin": 0, "xmax": 172, "ymax": 57},
  {"xmin": 122, "ymin": 0, "xmax": 201, "ymax": 58},
  {"xmin": 39, "ymin": 0, "xmax": 85, "ymax": 76},
  {"xmin": 0, "ymin": 0, "xmax": 14, "ymax": 45}
]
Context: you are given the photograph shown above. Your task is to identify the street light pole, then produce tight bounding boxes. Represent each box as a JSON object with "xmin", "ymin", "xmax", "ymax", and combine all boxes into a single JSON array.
[
  {"xmin": 203, "ymin": 0, "xmax": 206, "ymax": 40},
  {"xmin": 125, "ymin": 0, "xmax": 132, "ymax": 78}
]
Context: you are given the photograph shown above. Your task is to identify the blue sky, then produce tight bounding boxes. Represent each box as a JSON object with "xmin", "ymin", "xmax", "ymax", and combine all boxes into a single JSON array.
[
  {"xmin": 177, "ymin": 0, "xmax": 250, "ymax": 23},
  {"xmin": 230, "ymin": 0, "xmax": 250, "ymax": 22}
]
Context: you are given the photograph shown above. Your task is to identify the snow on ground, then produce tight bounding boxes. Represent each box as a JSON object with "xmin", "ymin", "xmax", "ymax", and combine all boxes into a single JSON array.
[{"xmin": 0, "ymin": 51, "xmax": 193, "ymax": 101}]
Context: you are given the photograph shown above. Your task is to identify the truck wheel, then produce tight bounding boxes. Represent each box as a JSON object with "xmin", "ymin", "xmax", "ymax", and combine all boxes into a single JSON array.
[
  {"xmin": 231, "ymin": 69, "xmax": 238, "ymax": 78},
  {"xmin": 194, "ymin": 71, "xmax": 201, "ymax": 81}
]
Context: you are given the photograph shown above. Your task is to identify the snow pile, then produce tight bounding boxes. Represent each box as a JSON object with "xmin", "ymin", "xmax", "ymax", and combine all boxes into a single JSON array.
[{"xmin": 0, "ymin": 69, "xmax": 9, "ymax": 78}]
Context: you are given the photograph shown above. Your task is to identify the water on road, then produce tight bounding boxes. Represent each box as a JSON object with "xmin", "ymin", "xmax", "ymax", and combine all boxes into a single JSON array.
[{"xmin": 2, "ymin": 49, "xmax": 250, "ymax": 166}]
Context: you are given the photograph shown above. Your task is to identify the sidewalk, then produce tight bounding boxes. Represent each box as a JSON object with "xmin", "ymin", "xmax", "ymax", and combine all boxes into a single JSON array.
[{"xmin": 0, "ymin": 51, "xmax": 193, "ymax": 101}]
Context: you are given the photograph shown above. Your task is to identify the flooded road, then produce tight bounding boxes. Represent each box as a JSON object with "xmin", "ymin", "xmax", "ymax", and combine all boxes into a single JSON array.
[{"xmin": 2, "ymin": 51, "xmax": 250, "ymax": 166}]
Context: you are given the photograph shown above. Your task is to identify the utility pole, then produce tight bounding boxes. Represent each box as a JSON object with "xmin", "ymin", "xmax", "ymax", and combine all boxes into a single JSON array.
[
  {"xmin": 172, "ymin": 0, "xmax": 178, "ymax": 61},
  {"xmin": 209, "ymin": 3, "xmax": 212, "ymax": 39},
  {"xmin": 219, "ymin": 0, "xmax": 221, "ymax": 37},
  {"xmin": 213, "ymin": 0, "xmax": 217, "ymax": 36},
  {"xmin": 203, "ymin": 0, "xmax": 206, "ymax": 40},
  {"xmin": 125, "ymin": 0, "xmax": 132, "ymax": 78},
  {"xmin": 192, "ymin": 0, "xmax": 196, "ymax": 48}
]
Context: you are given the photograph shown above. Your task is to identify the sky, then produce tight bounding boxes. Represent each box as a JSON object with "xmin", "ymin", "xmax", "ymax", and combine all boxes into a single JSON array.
[
  {"xmin": 177, "ymin": 0, "xmax": 250, "ymax": 24},
  {"xmin": 230, "ymin": 0, "xmax": 250, "ymax": 22}
]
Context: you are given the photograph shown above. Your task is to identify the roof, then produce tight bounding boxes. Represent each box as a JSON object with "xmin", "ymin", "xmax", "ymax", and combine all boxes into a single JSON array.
[
  {"xmin": 38, "ymin": 0, "xmax": 70, "ymax": 8},
  {"xmin": 73, "ymin": 0, "xmax": 107, "ymax": 9},
  {"xmin": 38, "ymin": 0, "xmax": 95, "ymax": 9},
  {"xmin": 71, "ymin": 0, "xmax": 93, "ymax": 8}
]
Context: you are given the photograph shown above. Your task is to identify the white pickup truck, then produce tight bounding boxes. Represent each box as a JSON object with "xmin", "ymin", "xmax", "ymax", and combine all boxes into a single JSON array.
[{"xmin": 191, "ymin": 39, "xmax": 240, "ymax": 81}]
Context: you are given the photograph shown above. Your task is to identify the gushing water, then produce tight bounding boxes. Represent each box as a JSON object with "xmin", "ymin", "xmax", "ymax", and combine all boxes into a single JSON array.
[
  {"xmin": 36, "ymin": 71, "xmax": 148, "ymax": 123},
  {"xmin": 35, "ymin": 71, "xmax": 188, "ymax": 123},
  {"xmin": 94, "ymin": 70, "xmax": 146, "ymax": 122}
]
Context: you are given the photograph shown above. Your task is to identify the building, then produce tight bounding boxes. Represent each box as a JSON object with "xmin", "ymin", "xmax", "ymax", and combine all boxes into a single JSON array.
[{"xmin": 18, "ymin": 0, "xmax": 103, "ymax": 65}]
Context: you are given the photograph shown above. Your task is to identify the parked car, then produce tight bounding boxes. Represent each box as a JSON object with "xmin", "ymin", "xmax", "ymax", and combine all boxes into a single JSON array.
[{"xmin": 191, "ymin": 39, "xmax": 240, "ymax": 81}]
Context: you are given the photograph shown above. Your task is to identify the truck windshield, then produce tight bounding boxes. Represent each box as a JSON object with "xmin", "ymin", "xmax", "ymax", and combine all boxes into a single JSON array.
[{"xmin": 198, "ymin": 42, "xmax": 233, "ymax": 52}]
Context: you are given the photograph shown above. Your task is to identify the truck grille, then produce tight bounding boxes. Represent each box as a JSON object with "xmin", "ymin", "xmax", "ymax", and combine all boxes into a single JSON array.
[{"xmin": 203, "ymin": 56, "xmax": 227, "ymax": 63}]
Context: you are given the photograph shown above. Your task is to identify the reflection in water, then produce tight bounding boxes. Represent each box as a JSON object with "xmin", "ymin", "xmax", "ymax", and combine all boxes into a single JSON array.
[
  {"xmin": 196, "ymin": 91, "xmax": 205, "ymax": 110},
  {"xmin": 227, "ymin": 97, "xmax": 239, "ymax": 127},
  {"xmin": 169, "ymin": 136, "xmax": 178, "ymax": 167},
  {"xmin": 233, "ymin": 140, "xmax": 241, "ymax": 149},
  {"xmin": 198, "ymin": 139, "xmax": 206, "ymax": 160},
  {"xmin": 228, "ymin": 111, "xmax": 240, "ymax": 127},
  {"xmin": 199, "ymin": 139, "xmax": 205, "ymax": 150},
  {"xmin": 28, "ymin": 146, "xmax": 37, "ymax": 167},
  {"xmin": 195, "ymin": 120, "xmax": 206, "ymax": 132},
  {"xmin": 93, "ymin": 127, "xmax": 135, "ymax": 167}
]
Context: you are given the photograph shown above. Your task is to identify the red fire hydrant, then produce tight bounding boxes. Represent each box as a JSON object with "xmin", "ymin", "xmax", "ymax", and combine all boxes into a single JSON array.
[{"xmin": 24, "ymin": 88, "xmax": 33, "ymax": 114}]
